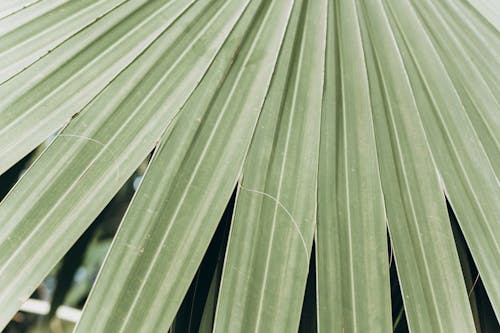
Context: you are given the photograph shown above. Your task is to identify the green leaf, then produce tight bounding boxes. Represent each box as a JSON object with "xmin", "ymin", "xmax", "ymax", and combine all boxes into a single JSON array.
[
  {"xmin": 0, "ymin": 0, "xmax": 195, "ymax": 175},
  {"xmin": 383, "ymin": 0, "xmax": 500, "ymax": 318},
  {"xmin": 0, "ymin": 0, "xmax": 38, "ymax": 18},
  {"xmin": 214, "ymin": 0, "xmax": 325, "ymax": 331},
  {"xmin": 0, "ymin": 0, "xmax": 497, "ymax": 331},
  {"xmin": 316, "ymin": 0, "xmax": 392, "ymax": 331},
  {"xmin": 0, "ymin": 0, "xmax": 126, "ymax": 82},
  {"xmin": 358, "ymin": 0, "xmax": 476, "ymax": 331},
  {"xmin": 408, "ymin": 0, "xmax": 500, "ymax": 174},
  {"xmin": 74, "ymin": 1, "xmax": 295, "ymax": 331},
  {"xmin": 0, "ymin": 0, "xmax": 248, "ymax": 326}
]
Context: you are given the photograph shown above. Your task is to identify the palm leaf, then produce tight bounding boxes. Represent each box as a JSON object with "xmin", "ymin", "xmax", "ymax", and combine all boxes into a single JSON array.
[
  {"xmin": 0, "ymin": 0, "xmax": 498, "ymax": 332},
  {"xmin": 214, "ymin": 0, "xmax": 324, "ymax": 331},
  {"xmin": 317, "ymin": 0, "xmax": 392, "ymax": 331}
]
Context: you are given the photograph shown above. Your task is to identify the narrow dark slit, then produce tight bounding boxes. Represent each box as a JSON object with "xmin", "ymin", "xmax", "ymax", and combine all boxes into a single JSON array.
[{"xmin": 447, "ymin": 200, "xmax": 499, "ymax": 332}]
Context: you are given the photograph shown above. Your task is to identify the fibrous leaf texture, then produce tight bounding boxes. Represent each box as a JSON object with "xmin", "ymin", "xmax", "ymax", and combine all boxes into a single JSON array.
[{"xmin": 0, "ymin": 0, "xmax": 498, "ymax": 332}]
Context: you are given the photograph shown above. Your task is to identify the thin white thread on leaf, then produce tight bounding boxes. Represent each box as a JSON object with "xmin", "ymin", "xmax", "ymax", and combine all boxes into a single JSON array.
[
  {"xmin": 468, "ymin": 273, "xmax": 480, "ymax": 297},
  {"xmin": 238, "ymin": 184, "xmax": 309, "ymax": 262},
  {"xmin": 57, "ymin": 134, "xmax": 121, "ymax": 182}
]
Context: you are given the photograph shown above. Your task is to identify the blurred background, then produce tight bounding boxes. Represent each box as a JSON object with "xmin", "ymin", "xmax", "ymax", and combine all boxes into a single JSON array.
[{"xmin": 1, "ymin": 136, "xmax": 145, "ymax": 333}]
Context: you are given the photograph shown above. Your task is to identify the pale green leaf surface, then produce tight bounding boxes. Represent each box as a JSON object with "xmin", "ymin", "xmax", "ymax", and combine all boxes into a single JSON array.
[
  {"xmin": 384, "ymin": 0, "xmax": 500, "ymax": 318},
  {"xmin": 0, "ymin": 0, "xmax": 126, "ymax": 82},
  {"xmin": 463, "ymin": 0, "xmax": 500, "ymax": 32},
  {"xmin": 0, "ymin": 0, "xmax": 497, "ymax": 330},
  {"xmin": 214, "ymin": 0, "xmax": 325, "ymax": 332},
  {"xmin": 429, "ymin": 0, "xmax": 500, "ymax": 92},
  {"xmin": 408, "ymin": 0, "xmax": 500, "ymax": 174},
  {"xmin": 0, "ymin": 0, "xmax": 195, "ymax": 175},
  {"xmin": 316, "ymin": 0, "xmax": 392, "ymax": 332},
  {"xmin": 0, "ymin": 0, "xmax": 246, "ymax": 326},
  {"xmin": 0, "ymin": 0, "xmax": 38, "ymax": 18},
  {"xmin": 359, "ymin": 0, "xmax": 476, "ymax": 331},
  {"xmin": 75, "ymin": 1, "xmax": 294, "ymax": 331}
]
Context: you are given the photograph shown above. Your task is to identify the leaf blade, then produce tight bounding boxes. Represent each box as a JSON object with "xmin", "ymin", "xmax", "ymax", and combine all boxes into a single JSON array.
[
  {"xmin": 316, "ymin": 0, "xmax": 392, "ymax": 331},
  {"xmin": 75, "ymin": 1, "xmax": 296, "ymax": 331},
  {"xmin": 0, "ymin": 0, "xmax": 247, "ymax": 326},
  {"xmin": 214, "ymin": 0, "xmax": 326, "ymax": 331}
]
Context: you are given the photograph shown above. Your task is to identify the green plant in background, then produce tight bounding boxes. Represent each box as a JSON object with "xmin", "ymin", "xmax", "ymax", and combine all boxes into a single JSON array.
[{"xmin": 0, "ymin": 0, "xmax": 498, "ymax": 332}]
